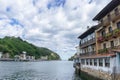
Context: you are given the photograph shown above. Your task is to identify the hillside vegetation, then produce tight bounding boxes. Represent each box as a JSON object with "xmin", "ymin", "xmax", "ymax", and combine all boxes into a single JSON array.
[
  {"xmin": 0, "ymin": 36, "xmax": 60, "ymax": 60},
  {"xmin": 68, "ymin": 55, "xmax": 74, "ymax": 61}
]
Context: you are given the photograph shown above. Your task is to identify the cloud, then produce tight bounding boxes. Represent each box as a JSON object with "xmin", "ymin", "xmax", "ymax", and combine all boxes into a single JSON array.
[{"xmin": 0, "ymin": 0, "xmax": 110, "ymax": 60}]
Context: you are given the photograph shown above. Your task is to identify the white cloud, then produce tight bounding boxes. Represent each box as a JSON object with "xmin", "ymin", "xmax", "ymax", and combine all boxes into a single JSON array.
[{"xmin": 0, "ymin": 0, "xmax": 110, "ymax": 60}]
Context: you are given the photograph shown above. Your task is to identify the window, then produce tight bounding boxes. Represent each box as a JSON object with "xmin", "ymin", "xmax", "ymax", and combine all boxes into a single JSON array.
[
  {"xmin": 110, "ymin": 41, "xmax": 114, "ymax": 47},
  {"xmin": 100, "ymin": 19, "xmax": 103, "ymax": 23},
  {"xmin": 79, "ymin": 41, "xmax": 81, "ymax": 45},
  {"xmin": 101, "ymin": 30, "xmax": 106, "ymax": 37},
  {"xmin": 115, "ymin": 8, "xmax": 119, "ymax": 16},
  {"xmin": 81, "ymin": 59, "xmax": 85, "ymax": 65},
  {"xmin": 99, "ymin": 58, "xmax": 103, "ymax": 66},
  {"xmin": 107, "ymin": 14, "xmax": 111, "ymax": 21},
  {"xmin": 94, "ymin": 59, "xmax": 97, "ymax": 66},
  {"xmin": 108, "ymin": 26, "xmax": 112, "ymax": 33},
  {"xmin": 92, "ymin": 46, "xmax": 95, "ymax": 52},
  {"xmin": 86, "ymin": 59, "xmax": 89, "ymax": 65},
  {"xmin": 103, "ymin": 43, "xmax": 106, "ymax": 49},
  {"xmin": 90, "ymin": 59, "xmax": 92, "ymax": 65},
  {"xmin": 105, "ymin": 58, "xmax": 110, "ymax": 67},
  {"xmin": 117, "ymin": 21, "xmax": 120, "ymax": 29}
]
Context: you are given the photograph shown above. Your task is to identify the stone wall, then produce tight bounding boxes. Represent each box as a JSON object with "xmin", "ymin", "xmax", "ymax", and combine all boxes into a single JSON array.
[{"xmin": 81, "ymin": 67, "xmax": 120, "ymax": 80}]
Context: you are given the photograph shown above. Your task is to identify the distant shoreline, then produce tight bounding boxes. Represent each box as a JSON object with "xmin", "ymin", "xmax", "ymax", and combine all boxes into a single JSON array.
[{"xmin": 0, "ymin": 58, "xmax": 61, "ymax": 62}]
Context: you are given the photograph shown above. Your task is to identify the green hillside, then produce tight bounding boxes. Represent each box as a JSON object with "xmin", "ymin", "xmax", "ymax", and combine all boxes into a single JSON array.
[
  {"xmin": 0, "ymin": 36, "xmax": 60, "ymax": 60},
  {"xmin": 68, "ymin": 55, "xmax": 74, "ymax": 61}
]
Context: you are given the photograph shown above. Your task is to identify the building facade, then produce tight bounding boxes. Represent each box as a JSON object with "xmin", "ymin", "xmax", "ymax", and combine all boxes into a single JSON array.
[
  {"xmin": 93, "ymin": 0, "xmax": 120, "ymax": 74},
  {"xmin": 78, "ymin": 26, "xmax": 97, "ymax": 57},
  {"xmin": 74, "ymin": 0, "xmax": 120, "ymax": 80}
]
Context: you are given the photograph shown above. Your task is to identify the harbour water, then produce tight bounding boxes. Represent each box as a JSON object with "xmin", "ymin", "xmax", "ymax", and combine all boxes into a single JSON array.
[{"xmin": 0, "ymin": 61, "xmax": 81, "ymax": 80}]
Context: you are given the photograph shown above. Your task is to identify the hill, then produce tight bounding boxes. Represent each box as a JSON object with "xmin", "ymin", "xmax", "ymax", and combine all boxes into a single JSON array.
[
  {"xmin": 68, "ymin": 55, "xmax": 74, "ymax": 61},
  {"xmin": 0, "ymin": 36, "xmax": 60, "ymax": 60}
]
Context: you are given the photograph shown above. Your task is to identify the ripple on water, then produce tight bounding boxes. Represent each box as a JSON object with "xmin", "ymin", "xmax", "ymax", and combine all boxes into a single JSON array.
[{"xmin": 0, "ymin": 61, "xmax": 81, "ymax": 80}]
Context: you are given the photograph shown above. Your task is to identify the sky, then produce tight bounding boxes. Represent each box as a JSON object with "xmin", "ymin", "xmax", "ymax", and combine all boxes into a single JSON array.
[{"xmin": 0, "ymin": 0, "xmax": 111, "ymax": 60}]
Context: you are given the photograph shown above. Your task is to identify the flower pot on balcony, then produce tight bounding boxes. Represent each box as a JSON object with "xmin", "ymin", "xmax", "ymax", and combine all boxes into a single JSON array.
[
  {"xmin": 98, "ymin": 48, "xmax": 108, "ymax": 54},
  {"xmin": 113, "ymin": 28, "xmax": 120, "ymax": 37},
  {"xmin": 97, "ymin": 36, "xmax": 104, "ymax": 43},
  {"xmin": 105, "ymin": 35, "xmax": 110, "ymax": 40},
  {"xmin": 97, "ymin": 39, "xmax": 103, "ymax": 43}
]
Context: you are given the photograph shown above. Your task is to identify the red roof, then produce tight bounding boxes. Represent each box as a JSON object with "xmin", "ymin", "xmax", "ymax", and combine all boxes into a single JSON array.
[{"xmin": 80, "ymin": 53, "xmax": 116, "ymax": 59}]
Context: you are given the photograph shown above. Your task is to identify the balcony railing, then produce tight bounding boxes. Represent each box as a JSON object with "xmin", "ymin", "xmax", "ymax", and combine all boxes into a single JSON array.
[
  {"xmin": 97, "ymin": 28, "xmax": 120, "ymax": 43},
  {"xmin": 80, "ymin": 38, "xmax": 96, "ymax": 48},
  {"xmin": 80, "ymin": 51, "xmax": 96, "ymax": 57},
  {"xmin": 98, "ymin": 45, "xmax": 120, "ymax": 54}
]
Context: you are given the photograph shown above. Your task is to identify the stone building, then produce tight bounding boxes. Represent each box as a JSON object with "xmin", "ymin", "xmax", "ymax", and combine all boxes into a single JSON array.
[
  {"xmin": 2, "ymin": 53, "xmax": 10, "ymax": 58},
  {"xmin": 41, "ymin": 56, "xmax": 48, "ymax": 60},
  {"xmin": 93, "ymin": 0, "xmax": 120, "ymax": 74},
  {"xmin": 20, "ymin": 52, "xmax": 27, "ymax": 60},
  {"xmin": 74, "ymin": 0, "xmax": 120, "ymax": 80}
]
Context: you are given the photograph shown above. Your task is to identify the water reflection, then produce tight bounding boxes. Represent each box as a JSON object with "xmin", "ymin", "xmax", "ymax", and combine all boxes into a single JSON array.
[{"xmin": 0, "ymin": 61, "xmax": 81, "ymax": 80}]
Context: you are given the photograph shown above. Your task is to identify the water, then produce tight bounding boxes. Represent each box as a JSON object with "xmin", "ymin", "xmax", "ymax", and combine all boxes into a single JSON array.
[{"xmin": 0, "ymin": 61, "xmax": 81, "ymax": 80}]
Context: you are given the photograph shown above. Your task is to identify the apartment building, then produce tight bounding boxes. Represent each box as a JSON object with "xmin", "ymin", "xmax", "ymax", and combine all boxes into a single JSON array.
[
  {"xmin": 74, "ymin": 0, "xmax": 120, "ymax": 79},
  {"xmin": 93, "ymin": 0, "xmax": 120, "ymax": 73},
  {"xmin": 78, "ymin": 26, "xmax": 97, "ymax": 57}
]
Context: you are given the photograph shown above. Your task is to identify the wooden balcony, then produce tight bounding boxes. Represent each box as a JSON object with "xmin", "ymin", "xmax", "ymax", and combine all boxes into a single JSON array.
[{"xmin": 80, "ymin": 38, "xmax": 96, "ymax": 48}]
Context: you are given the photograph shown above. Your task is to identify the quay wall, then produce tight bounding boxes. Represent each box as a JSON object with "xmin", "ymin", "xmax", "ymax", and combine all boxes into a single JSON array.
[{"xmin": 79, "ymin": 67, "xmax": 120, "ymax": 80}]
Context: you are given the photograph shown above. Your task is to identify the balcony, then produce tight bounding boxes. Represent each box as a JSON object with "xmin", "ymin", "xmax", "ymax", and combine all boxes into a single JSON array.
[
  {"xmin": 97, "ymin": 28, "xmax": 120, "ymax": 43},
  {"xmin": 80, "ymin": 51, "xmax": 96, "ymax": 57},
  {"xmin": 98, "ymin": 45, "xmax": 120, "ymax": 54},
  {"xmin": 98, "ymin": 48, "xmax": 108, "ymax": 54},
  {"xmin": 80, "ymin": 38, "xmax": 96, "ymax": 48},
  {"xmin": 101, "ymin": 7, "xmax": 120, "ymax": 26}
]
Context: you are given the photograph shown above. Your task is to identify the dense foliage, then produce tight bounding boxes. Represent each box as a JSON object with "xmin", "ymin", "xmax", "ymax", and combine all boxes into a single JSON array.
[
  {"xmin": 68, "ymin": 55, "xmax": 74, "ymax": 61},
  {"xmin": 0, "ymin": 36, "xmax": 60, "ymax": 60}
]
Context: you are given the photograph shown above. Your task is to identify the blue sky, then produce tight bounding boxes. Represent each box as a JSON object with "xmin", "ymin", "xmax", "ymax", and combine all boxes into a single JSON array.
[{"xmin": 0, "ymin": 0, "xmax": 110, "ymax": 60}]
